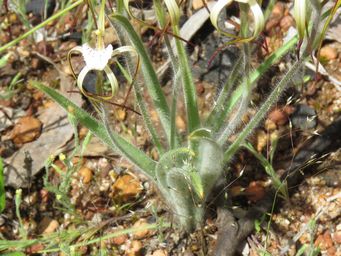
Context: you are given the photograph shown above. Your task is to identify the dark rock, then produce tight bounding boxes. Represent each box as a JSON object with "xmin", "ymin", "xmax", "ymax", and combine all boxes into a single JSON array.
[
  {"xmin": 290, "ymin": 104, "xmax": 318, "ymax": 130},
  {"xmin": 26, "ymin": 0, "xmax": 56, "ymax": 21},
  {"xmin": 189, "ymin": 20, "xmax": 239, "ymax": 85}
]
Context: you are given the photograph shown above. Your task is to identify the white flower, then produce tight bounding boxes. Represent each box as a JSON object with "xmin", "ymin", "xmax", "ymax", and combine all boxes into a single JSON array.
[
  {"xmin": 82, "ymin": 44, "xmax": 113, "ymax": 70},
  {"xmin": 210, "ymin": 0, "xmax": 264, "ymax": 40},
  {"xmin": 68, "ymin": 44, "xmax": 138, "ymax": 101}
]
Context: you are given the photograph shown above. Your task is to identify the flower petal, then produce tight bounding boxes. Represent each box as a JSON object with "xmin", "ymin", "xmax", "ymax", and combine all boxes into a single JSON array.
[
  {"xmin": 77, "ymin": 65, "xmax": 118, "ymax": 101},
  {"xmin": 82, "ymin": 44, "xmax": 113, "ymax": 70},
  {"xmin": 164, "ymin": 0, "xmax": 180, "ymax": 24},
  {"xmin": 77, "ymin": 65, "xmax": 92, "ymax": 97},
  {"xmin": 67, "ymin": 46, "xmax": 84, "ymax": 79},
  {"xmin": 210, "ymin": 0, "xmax": 235, "ymax": 37},
  {"xmin": 112, "ymin": 45, "xmax": 137, "ymax": 57},
  {"xmin": 210, "ymin": 0, "xmax": 264, "ymax": 40},
  {"xmin": 294, "ymin": 0, "xmax": 307, "ymax": 40},
  {"xmin": 103, "ymin": 65, "xmax": 119, "ymax": 100},
  {"xmin": 248, "ymin": 0, "xmax": 265, "ymax": 38}
]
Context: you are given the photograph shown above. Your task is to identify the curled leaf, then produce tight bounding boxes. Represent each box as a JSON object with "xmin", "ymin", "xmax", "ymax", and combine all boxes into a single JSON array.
[{"xmin": 210, "ymin": 0, "xmax": 264, "ymax": 41}]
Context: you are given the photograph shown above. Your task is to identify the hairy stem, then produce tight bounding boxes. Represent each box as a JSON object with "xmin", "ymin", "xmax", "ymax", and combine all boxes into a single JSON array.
[
  {"xmin": 208, "ymin": 36, "xmax": 298, "ymax": 133},
  {"xmin": 172, "ymin": 25, "xmax": 201, "ymax": 133},
  {"xmin": 223, "ymin": 57, "xmax": 306, "ymax": 163}
]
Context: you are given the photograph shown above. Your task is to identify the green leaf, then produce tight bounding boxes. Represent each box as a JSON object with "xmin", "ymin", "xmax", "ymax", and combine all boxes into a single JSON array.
[
  {"xmin": 110, "ymin": 14, "xmax": 172, "ymax": 146},
  {"xmin": 172, "ymin": 25, "xmax": 201, "ymax": 133},
  {"xmin": 295, "ymin": 245, "xmax": 308, "ymax": 256},
  {"xmin": 154, "ymin": 0, "xmax": 181, "ymax": 149},
  {"xmin": 188, "ymin": 128, "xmax": 212, "ymax": 141},
  {"xmin": 205, "ymin": 55, "xmax": 243, "ymax": 130},
  {"xmin": 115, "ymin": 61, "xmax": 165, "ymax": 154},
  {"xmin": 195, "ymin": 138, "xmax": 224, "ymax": 199},
  {"xmin": 155, "ymin": 148, "xmax": 203, "ymax": 230},
  {"xmin": 155, "ymin": 147, "xmax": 193, "ymax": 191},
  {"xmin": 0, "ymin": 53, "xmax": 11, "ymax": 69},
  {"xmin": 166, "ymin": 168, "xmax": 203, "ymax": 231},
  {"xmin": 207, "ymin": 36, "xmax": 298, "ymax": 132},
  {"xmin": 32, "ymin": 81, "xmax": 156, "ymax": 179},
  {"xmin": 189, "ymin": 169, "xmax": 204, "ymax": 200},
  {"xmin": 223, "ymin": 58, "xmax": 305, "ymax": 163},
  {"xmin": 0, "ymin": 157, "xmax": 5, "ymax": 213},
  {"xmin": 254, "ymin": 219, "xmax": 261, "ymax": 233}
]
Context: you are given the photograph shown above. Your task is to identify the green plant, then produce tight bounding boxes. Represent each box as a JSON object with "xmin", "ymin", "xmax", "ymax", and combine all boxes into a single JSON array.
[
  {"xmin": 43, "ymin": 114, "xmax": 92, "ymax": 216},
  {"xmin": 9, "ymin": 0, "xmax": 31, "ymax": 29},
  {"xmin": 0, "ymin": 220, "xmax": 168, "ymax": 254},
  {"xmin": 243, "ymin": 139, "xmax": 289, "ymax": 200},
  {"xmin": 4, "ymin": 0, "xmax": 331, "ymax": 232},
  {"xmin": 29, "ymin": 0, "xmax": 334, "ymax": 231},
  {"xmin": 15, "ymin": 189, "xmax": 27, "ymax": 240}
]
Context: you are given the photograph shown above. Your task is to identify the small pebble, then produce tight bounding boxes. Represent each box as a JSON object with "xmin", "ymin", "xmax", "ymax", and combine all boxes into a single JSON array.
[
  {"xmin": 152, "ymin": 249, "xmax": 168, "ymax": 256},
  {"xmin": 31, "ymin": 57, "xmax": 42, "ymax": 69},
  {"xmin": 111, "ymin": 232, "xmax": 128, "ymax": 245},
  {"xmin": 320, "ymin": 45, "xmax": 338, "ymax": 60},
  {"xmin": 264, "ymin": 119, "xmax": 277, "ymax": 131},
  {"xmin": 133, "ymin": 219, "xmax": 151, "ymax": 239},
  {"xmin": 112, "ymin": 174, "xmax": 142, "ymax": 201},
  {"xmin": 11, "ymin": 116, "xmax": 42, "ymax": 145},
  {"xmin": 78, "ymin": 167, "xmax": 93, "ymax": 184},
  {"xmin": 256, "ymin": 130, "xmax": 267, "ymax": 152},
  {"xmin": 38, "ymin": 217, "xmax": 59, "ymax": 234},
  {"xmin": 0, "ymin": 217, "xmax": 5, "ymax": 226},
  {"xmin": 176, "ymin": 115, "xmax": 186, "ymax": 133},
  {"xmin": 268, "ymin": 107, "xmax": 289, "ymax": 126},
  {"xmin": 127, "ymin": 240, "xmax": 143, "ymax": 256},
  {"xmin": 333, "ymin": 231, "xmax": 341, "ymax": 244},
  {"xmin": 115, "ymin": 108, "xmax": 127, "ymax": 121},
  {"xmin": 280, "ymin": 15, "xmax": 295, "ymax": 31},
  {"xmin": 245, "ymin": 181, "xmax": 265, "ymax": 202},
  {"xmin": 98, "ymin": 158, "xmax": 111, "ymax": 173}
]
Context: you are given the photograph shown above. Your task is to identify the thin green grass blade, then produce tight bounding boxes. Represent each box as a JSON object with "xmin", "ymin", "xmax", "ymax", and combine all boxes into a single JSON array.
[
  {"xmin": 243, "ymin": 142, "xmax": 288, "ymax": 199},
  {"xmin": 0, "ymin": 157, "xmax": 5, "ymax": 213},
  {"xmin": 109, "ymin": 14, "xmax": 172, "ymax": 146},
  {"xmin": 0, "ymin": 238, "xmax": 37, "ymax": 251},
  {"xmin": 32, "ymin": 82, "xmax": 156, "ymax": 178},
  {"xmin": 0, "ymin": 0, "xmax": 83, "ymax": 53},
  {"xmin": 39, "ymin": 222, "xmax": 170, "ymax": 253}
]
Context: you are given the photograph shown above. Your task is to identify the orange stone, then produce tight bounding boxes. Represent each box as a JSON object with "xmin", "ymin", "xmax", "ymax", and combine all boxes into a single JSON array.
[
  {"xmin": 11, "ymin": 116, "xmax": 42, "ymax": 145},
  {"xmin": 112, "ymin": 174, "xmax": 142, "ymax": 201}
]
